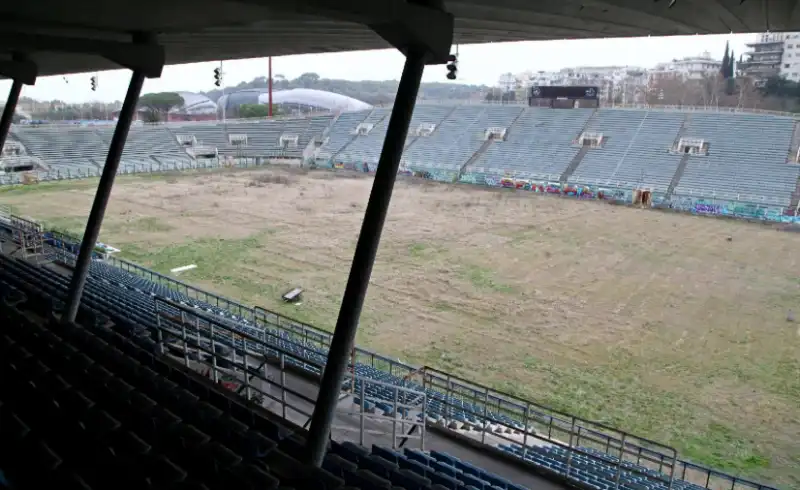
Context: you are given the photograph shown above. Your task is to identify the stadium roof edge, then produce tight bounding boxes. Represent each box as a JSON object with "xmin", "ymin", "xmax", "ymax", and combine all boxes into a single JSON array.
[{"xmin": 1, "ymin": 0, "xmax": 799, "ymax": 79}]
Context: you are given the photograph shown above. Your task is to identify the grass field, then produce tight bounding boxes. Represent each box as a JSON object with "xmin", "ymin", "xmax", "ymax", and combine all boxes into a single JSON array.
[{"xmin": 2, "ymin": 167, "xmax": 798, "ymax": 487}]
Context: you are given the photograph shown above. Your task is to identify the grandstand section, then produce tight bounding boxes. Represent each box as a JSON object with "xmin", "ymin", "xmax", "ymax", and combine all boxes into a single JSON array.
[{"xmin": 5, "ymin": 105, "xmax": 800, "ymax": 221}]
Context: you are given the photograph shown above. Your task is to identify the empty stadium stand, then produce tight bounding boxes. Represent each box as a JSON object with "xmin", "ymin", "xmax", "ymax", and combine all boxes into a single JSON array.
[
  {"xmin": 8, "ymin": 105, "xmax": 797, "ymax": 215},
  {"xmin": 0, "ymin": 251, "xmax": 547, "ymax": 490},
  {"xmin": 335, "ymin": 108, "xmax": 393, "ymax": 165},
  {"xmin": 472, "ymin": 108, "xmax": 594, "ymax": 181},
  {"xmin": 673, "ymin": 112, "xmax": 799, "ymax": 205},
  {"xmin": 0, "ymin": 221, "xmax": 780, "ymax": 490}
]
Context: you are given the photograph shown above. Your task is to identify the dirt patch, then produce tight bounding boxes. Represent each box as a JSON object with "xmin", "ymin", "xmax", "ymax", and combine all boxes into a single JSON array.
[
  {"xmin": 3, "ymin": 166, "xmax": 798, "ymax": 486},
  {"xmin": 246, "ymin": 173, "xmax": 294, "ymax": 187}
]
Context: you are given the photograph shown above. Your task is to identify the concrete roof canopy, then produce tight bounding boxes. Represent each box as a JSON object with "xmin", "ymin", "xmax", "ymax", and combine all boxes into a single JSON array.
[{"xmin": 1, "ymin": 0, "xmax": 799, "ymax": 81}]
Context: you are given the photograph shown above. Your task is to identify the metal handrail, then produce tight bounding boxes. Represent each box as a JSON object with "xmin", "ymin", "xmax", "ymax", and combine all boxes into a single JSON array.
[
  {"xmin": 37, "ymin": 236, "xmax": 781, "ymax": 490},
  {"xmin": 420, "ymin": 365, "xmax": 677, "ymax": 467},
  {"xmin": 419, "ymin": 371, "xmax": 675, "ymax": 490}
]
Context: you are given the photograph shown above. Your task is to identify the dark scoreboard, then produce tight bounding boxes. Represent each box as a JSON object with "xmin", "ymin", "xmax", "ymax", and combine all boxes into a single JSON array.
[{"xmin": 529, "ymin": 86, "xmax": 600, "ymax": 108}]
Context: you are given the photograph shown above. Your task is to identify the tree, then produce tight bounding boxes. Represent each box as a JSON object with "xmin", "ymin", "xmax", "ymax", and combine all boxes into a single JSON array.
[
  {"xmin": 734, "ymin": 76, "xmax": 760, "ymax": 109},
  {"xmin": 501, "ymin": 90, "xmax": 516, "ymax": 103},
  {"xmin": 137, "ymin": 92, "xmax": 184, "ymax": 123},
  {"xmin": 648, "ymin": 75, "xmax": 692, "ymax": 106},
  {"xmin": 273, "ymin": 74, "xmax": 288, "ymax": 90},
  {"xmin": 720, "ymin": 41, "xmax": 731, "ymax": 78},
  {"xmin": 724, "ymin": 48, "xmax": 736, "ymax": 95},
  {"xmin": 238, "ymin": 104, "xmax": 271, "ymax": 119},
  {"xmin": 297, "ymin": 72, "xmax": 320, "ymax": 88},
  {"xmin": 699, "ymin": 73, "xmax": 722, "ymax": 107}
]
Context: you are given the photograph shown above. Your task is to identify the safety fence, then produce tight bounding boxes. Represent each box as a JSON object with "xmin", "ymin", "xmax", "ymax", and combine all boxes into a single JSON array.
[
  {"xmin": 153, "ymin": 296, "xmax": 427, "ymax": 450},
  {"xmin": 13, "ymin": 216, "xmax": 780, "ymax": 490},
  {"xmin": 0, "ymin": 156, "xmax": 291, "ymax": 185},
  {"xmin": 409, "ymin": 100, "xmax": 799, "ymax": 118},
  {"xmin": 97, "ymin": 255, "xmax": 777, "ymax": 490}
]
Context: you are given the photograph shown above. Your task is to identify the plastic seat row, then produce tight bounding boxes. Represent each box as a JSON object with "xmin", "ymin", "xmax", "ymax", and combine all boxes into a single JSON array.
[
  {"xmin": 0, "ymin": 304, "xmax": 282, "ymax": 489},
  {"xmin": 0, "ymin": 264, "xmax": 536, "ymax": 490},
  {"xmin": 3, "ymin": 254, "xmax": 673, "ymax": 490},
  {"xmin": 326, "ymin": 442, "xmax": 530, "ymax": 490},
  {"xmin": 84, "ymin": 259, "xmax": 526, "ymax": 430}
]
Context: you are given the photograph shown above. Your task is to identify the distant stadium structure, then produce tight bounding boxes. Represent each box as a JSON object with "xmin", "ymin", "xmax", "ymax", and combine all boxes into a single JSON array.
[
  {"xmin": 173, "ymin": 92, "xmax": 217, "ymax": 115},
  {"xmin": 6, "ymin": 101, "xmax": 800, "ymax": 222},
  {"xmin": 217, "ymin": 88, "xmax": 372, "ymax": 115}
]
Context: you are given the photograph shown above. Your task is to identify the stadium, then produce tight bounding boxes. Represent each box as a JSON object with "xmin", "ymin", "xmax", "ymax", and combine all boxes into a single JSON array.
[{"xmin": 1, "ymin": 2, "xmax": 799, "ymax": 490}]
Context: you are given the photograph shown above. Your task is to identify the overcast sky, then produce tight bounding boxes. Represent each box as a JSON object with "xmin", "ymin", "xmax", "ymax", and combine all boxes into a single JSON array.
[{"xmin": 1, "ymin": 33, "xmax": 754, "ymax": 103}]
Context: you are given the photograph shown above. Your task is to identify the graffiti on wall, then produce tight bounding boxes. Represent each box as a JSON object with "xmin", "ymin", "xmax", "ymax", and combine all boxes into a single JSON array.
[
  {"xmin": 330, "ymin": 161, "xmax": 373, "ymax": 173},
  {"xmin": 410, "ymin": 169, "xmax": 457, "ymax": 183},
  {"xmin": 663, "ymin": 196, "xmax": 793, "ymax": 221},
  {"xmin": 325, "ymin": 163, "xmax": 800, "ymax": 225},
  {"xmin": 462, "ymin": 173, "xmax": 622, "ymax": 200}
]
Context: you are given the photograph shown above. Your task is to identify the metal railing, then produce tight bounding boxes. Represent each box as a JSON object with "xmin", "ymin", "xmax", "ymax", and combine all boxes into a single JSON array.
[
  {"xmin": 418, "ymin": 366, "xmax": 677, "ymax": 487},
  {"xmin": 409, "ymin": 100, "xmax": 799, "ymax": 118},
  {"xmin": 107, "ymin": 255, "xmax": 772, "ymax": 490},
  {"xmin": 0, "ymin": 154, "xmax": 311, "ymax": 186},
  {"xmin": 153, "ymin": 296, "xmax": 426, "ymax": 449},
  {"xmin": 31, "ymin": 237, "xmax": 782, "ymax": 490},
  {"xmin": 669, "ymin": 188, "xmax": 788, "ymax": 206},
  {"xmin": 154, "ymin": 296, "xmax": 321, "ymax": 430},
  {"xmin": 609, "ymin": 103, "xmax": 798, "ymax": 118},
  {"xmin": 346, "ymin": 376, "xmax": 427, "ymax": 450}
]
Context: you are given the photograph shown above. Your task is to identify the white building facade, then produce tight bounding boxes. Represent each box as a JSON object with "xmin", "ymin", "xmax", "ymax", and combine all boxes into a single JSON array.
[
  {"xmin": 648, "ymin": 52, "xmax": 722, "ymax": 80},
  {"xmin": 739, "ymin": 32, "xmax": 800, "ymax": 82},
  {"xmin": 503, "ymin": 66, "xmax": 647, "ymax": 104}
]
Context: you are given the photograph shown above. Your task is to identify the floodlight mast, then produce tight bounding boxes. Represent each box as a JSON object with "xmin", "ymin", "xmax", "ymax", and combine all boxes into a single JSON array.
[{"xmin": 304, "ymin": 0, "xmax": 454, "ymax": 467}]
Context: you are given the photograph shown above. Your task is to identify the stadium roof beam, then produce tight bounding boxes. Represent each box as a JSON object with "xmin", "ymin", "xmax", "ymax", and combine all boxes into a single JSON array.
[
  {"xmin": 304, "ymin": 0, "xmax": 448, "ymax": 467},
  {"xmin": 0, "ymin": 55, "xmax": 38, "ymax": 85},
  {"xmin": 0, "ymin": 30, "xmax": 165, "ymax": 78},
  {"xmin": 2, "ymin": 0, "xmax": 800, "ymax": 78},
  {"xmin": 0, "ymin": 54, "xmax": 36, "ymax": 164},
  {"xmin": 62, "ymin": 33, "xmax": 161, "ymax": 324},
  {"xmin": 231, "ymin": 0, "xmax": 454, "ymax": 63}
]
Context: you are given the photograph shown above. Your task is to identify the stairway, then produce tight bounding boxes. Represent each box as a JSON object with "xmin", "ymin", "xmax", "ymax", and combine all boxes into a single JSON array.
[
  {"xmin": 665, "ymin": 153, "xmax": 690, "ymax": 200},
  {"xmin": 788, "ymin": 119, "xmax": 800, "ymax": 163},
  {"xmin": 610, "ymin": 111, "xmax": 649, "ymax": 179},
  {"xmin": 576, "ymin": 108, "xmax": 599, "ymax": 139},
  {"xmin": 503, "ymin": 106, "xmax": 527, "ymax": 139},
  {"xmin": 436, "ymin": 105, "xmax": 460, "ymax": 134},
  {"xmin": 404, "ymin": 136, "xmax": 421, "ymax": 151},
  {"xmin": 672, "ymin": 113, "xmax": 691, "ymax": 149},
  {"xmin": 458, "ymin": 138, "xmax": 493, "ymax": 178},
  {"xmin": 789, "ymin": 176, "xmax": 800, "ymax": 215},
  {"xmin": 330, "ymin": 109, "xmax": 389, "ymax": 162},
  {"xmin": 559, "ymin": 145, "xmax": 590, "ymax": 185}
]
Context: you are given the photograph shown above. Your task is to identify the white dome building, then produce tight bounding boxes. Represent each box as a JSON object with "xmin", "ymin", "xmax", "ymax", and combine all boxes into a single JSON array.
[
  {"xmin": 173, "ymin": 92, "xmax": 217, "ymax": 114},
  {"xmin": 217, "ymin": 88, "xmax": 371, "ymax": 115}
]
